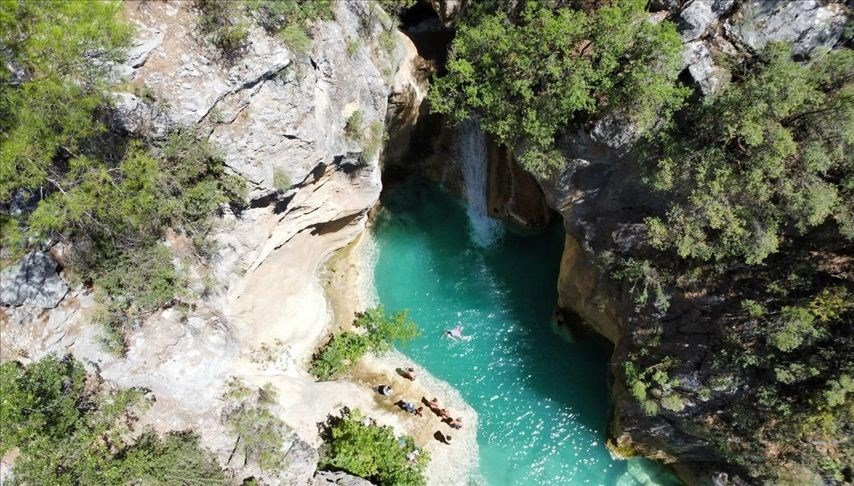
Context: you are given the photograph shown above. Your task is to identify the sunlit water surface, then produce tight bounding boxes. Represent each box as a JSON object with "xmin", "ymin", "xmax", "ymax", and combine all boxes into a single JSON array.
[{"xmin": 372, "ymin": 179, "xmax": 681, "ymax": 485}]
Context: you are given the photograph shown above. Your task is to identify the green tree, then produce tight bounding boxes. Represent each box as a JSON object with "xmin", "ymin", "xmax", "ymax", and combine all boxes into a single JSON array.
[
  {"xmin": 320, "ymin": 408, "xmax": 429, "ymax": 486},
  {"xmin": 0, "ymin": 355, "xmax": 225, "ymax": 485},
  {"xmin": 310, "ymin": 307, "xmax": 419, "ymax": 380},
  {"xmin": 643, "ymin": 44, "xmax": 854, "ymax": 264},
  {"xmin": 0, "ymin": 0, "xmax": 131, "ymax": 201},
  {"xmin": 428, "ymin": 0, "xmax": 687, "ymax": 176}
]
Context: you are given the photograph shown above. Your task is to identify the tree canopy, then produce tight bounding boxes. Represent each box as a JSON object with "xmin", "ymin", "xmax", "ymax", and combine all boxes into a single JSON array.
[
  {"xmin": 0, "ymin": 354, "xmax": 225, "ymax": 484},
  {"xmin": 428, "ymin": 0, "xmax": 687, "ymax": 176},
  {"xmin": 643, "ymin": 43, "xmax": 854, "ymax": 264}
]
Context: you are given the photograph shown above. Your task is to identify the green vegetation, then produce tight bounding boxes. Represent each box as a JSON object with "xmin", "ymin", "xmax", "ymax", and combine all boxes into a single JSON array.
[
  {"xmin": 374, "ymin": 0, "xmax": 417, "ymax": 17},
  {"xmin": 624, "ymin": 359, "xmax": 684, "ymax": 416},
  {"xmin": 197, "ymin": 0, "xmax": 335, "ymax": 56},
  {"xmin": 0, "ymin": 354, "xmax": 224, "ymax": 484},
  {"xmin": 0, "ymin": 0, "xmax": 131, "ymax": 261},
  {"xmin": 429, "ymin": 0, "xmax": 687, "ymax": 176},
  {"xmin": 280, "ymin": 24, "xmax": 312, "ymax": 54},
  {"xmin": 222, "ymin": 378, "xmax": 289, "ymax": 471},
  {"xmin": 248, "ymin": 0, "xmax": 335, "ymax": 34},
  {"xmin": 196, "ymin": 0, "xmax": 249, "ymax": 55},
  {"xmin": 319, "ymin": 408, "xmax": 428, "ymax": 486},
  {"xmin": 346, "ymin": 37, "xmax": 361, "ymax": 57},
  {"xmin": 344, "ymin": 109, "xmax": 365, "ymax": 140},
  {"xmin": 611, "ymin": 258, "xmax": 669, "ymax": 314},
  {"xmin": 618, "ymin": 42, "xmax": 853, "ymax": 482},
  {"xmin": 642, "ymin": 43, "xmax": 853, "ymax": 265},
  {"xmin": 0, "ymin": 2, "xmax": 246, "ymax": 352},
  {"xmin": 273, "ymin": 167, "xmax": 293, "ymax": 192},
  {"xmin": 310, "ymin": 307, "xmax": 419, "ymax": 380}
]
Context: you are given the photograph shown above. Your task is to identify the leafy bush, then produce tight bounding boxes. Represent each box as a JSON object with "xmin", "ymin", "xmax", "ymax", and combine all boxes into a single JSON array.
[
  {"xmin": 0, "ymin": 355, "xmax": 225, "ymax": 485},
  {"xmin": 319, "ymin": 408, "xmax": 428, "ymax": 486},
  {"xmin": 273, "ymin": 167, "xmax": 293, "ymax": 192},
  {"xmin": 344, "ymin": 109, "xmax": 365, "ymax": 140},
  {"xmin": 196, "ymin": 0, "xmax": 250, "ymax": 55},
  {"xmin": 222, "ymin": 378, "xmax": 289, "ymax": 471},
  {"xmin": 429, "ymin": 0, "xmax": 687, "ymax": 176},
  {"xmin": 247, "ymin": 0, "xmax": 335, "ymax": 34},
  {"xmin": 611, "ymin": 258, "xmax": 669, "ymax": 313},
  {"xmin": 346, "ymin": 38, "xmax": 361, "ymax": 57},
  {"xmin": 0, "ymin": 0, "xmax": 131, "ymax": 201},
  {"xmin": 310, "ymin": 307, "xmax": 419, "ymax": 380},
  {"xmin": 642, "ymin": 44, "xmax": 854, "ymax": 264},
  {"xmin": 310, "ymin": 331, "xmax": 372, "ymax": 380},
  {"xmin": 95, "ymin": 244, "xmax": 178, "ymax": 315},
  {"xmin": 280, "ymin": 24, "xmax": 312, "ymax": 54}
]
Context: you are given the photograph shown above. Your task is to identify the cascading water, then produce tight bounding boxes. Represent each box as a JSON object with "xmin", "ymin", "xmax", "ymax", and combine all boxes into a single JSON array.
[{"xmin": 456, "ymin": 119, "xmax": 504, "ymax": 247}]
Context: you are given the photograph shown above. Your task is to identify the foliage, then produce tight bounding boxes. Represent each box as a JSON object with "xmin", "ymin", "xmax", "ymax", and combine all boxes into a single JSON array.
[
  {"xmin": 222, "ymin": 378, "xmax": 289, "ymax": 471},
  {"xmin": 0, "ymin": 0, "xmax": 131, "ymax": 201},
  {"xmin": 16, "ymin": 129, "xmax": 243, "ymax": 349},
  {"xmin": 378, "ymin": 28, "xmax": 397, "ymax": 57},
  {"xmin": 1, "ymin": 1, "xmax": 245, "ymax": 338},
  {"xmin": 310, "ymin": 307, "xmax": 419, "ymax": 380},
  {"xmin": 273, "ymin": 167, "xmax": 293, "ymax": 192},
  {"xmin": 642, "ymin": 44, "xmax": 854, "ymax": 264},
  {"xmin": 346, "ymin": 38, "xmax": 361, "ymax": 57},
  {"xmin": 280, "ymin": 24, "xmax": 312, "ymax": 54},
  {"xmin": 319, "ymin": 408, "xmax": 428, "ymax": 486},
  {"xmin": 612, "ymin": 258, "xmax": 669, "ymax": 314},
  {"xmin": 97, "ymin": 244, "xmax": 177, "ymax": 314},
  {"xmin": 428, "ymin": 0, "xmax": 687, "ymax": 176},
  {"xmin": 0, "ymin": 355, "xmax": 224, "ymax": 485},
  {"xmin": 344, "ymin": 109, "xmax": 365, "ymax": 140},
  {"xmin": 200, "ymin": 0, "xmax": 335, "ymax": 56},
  {"xmin": 247, "ymin": 0, "xmax": 335, "ymax": 34},
  {"xmin": 196, "ymin": 0, "xmax": 249, "ymax": 55},
  {"xmin": 310, "ymin": 331, "xmax": 371, "ymax": 380},
  {"xmin": 624, "ymin": 358, "xmax": 684, "ymax": 416},
  {"xmin": 374, "ymin": 0, "xmax": 417, "ymax": 17}
]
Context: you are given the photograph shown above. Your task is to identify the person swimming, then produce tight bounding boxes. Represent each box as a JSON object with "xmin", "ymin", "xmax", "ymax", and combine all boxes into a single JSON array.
[{"xmin": 443, "ymin": 325, "xmax": 472, "ymax": 341}]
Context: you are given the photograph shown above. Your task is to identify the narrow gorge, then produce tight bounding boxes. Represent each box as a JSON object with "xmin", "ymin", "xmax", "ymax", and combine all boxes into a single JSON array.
[{"xmin": 1, "ymin": 1, "xmax": 851, "ymax": 485}]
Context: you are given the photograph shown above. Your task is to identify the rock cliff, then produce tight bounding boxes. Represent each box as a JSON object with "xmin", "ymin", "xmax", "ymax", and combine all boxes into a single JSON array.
[
  {"xmin": 424, "ymin": 0, "xmax": 851, "ymax": 482},
  {"xmin": 537, "ymin": 1, "xmax": 852, "ymax": 483},
  {"xmin": 1, "ymin": 1, "xmax": 443, "ymax": 483}
]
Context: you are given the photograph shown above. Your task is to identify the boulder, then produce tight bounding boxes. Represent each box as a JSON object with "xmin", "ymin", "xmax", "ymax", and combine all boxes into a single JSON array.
[
  {"xmin": 676, "ymin": 0, "xmax": 735, "ymax": 41},
  {"xmin": 428, "ymin": 0, "xmax": 467, "ymax": 28},
  {"xmin": 725, "ymin": 1, "xmax": 849, "ymax": 55},
  {"xmin": 683, "ymin": 41, "xmax": 727, "ymax": 96},
  {"xmin": 0, "ymin": 252, "xmax": 68, "ymax": 308},
  {"xmin": 312, "ymin": 471, "xmax": 374, "ymax": 486}
]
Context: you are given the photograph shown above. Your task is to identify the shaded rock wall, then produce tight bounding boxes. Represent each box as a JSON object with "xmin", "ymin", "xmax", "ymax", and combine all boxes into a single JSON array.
[{"xmin": 2, "ymin": 1, "xmax": 430, "ymax": 484}]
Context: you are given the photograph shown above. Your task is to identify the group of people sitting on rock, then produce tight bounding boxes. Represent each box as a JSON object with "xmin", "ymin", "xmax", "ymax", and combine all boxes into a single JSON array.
[
  {"xmin": 423, "ymin": 396, "xmax": 464, "ymax": 433},
  {"xmin": 373, "ymin": 365, "xmax": 464, "ymax": 446}
]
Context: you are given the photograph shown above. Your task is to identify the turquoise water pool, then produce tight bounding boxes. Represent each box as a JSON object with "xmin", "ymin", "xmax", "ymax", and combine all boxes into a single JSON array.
[{"xmin": 372, "ymin": 178, "xmax": 680, "ymax": 485}]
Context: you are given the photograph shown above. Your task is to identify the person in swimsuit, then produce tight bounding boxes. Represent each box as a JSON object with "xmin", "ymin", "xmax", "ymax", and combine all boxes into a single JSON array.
[{"xmin": 443, "ymin": 325, "xmax": 472, "ymax": 341}]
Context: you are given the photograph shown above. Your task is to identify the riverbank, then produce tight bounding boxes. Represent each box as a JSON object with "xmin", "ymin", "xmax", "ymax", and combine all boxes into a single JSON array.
[{"xmin": 320, "ymin": 229, "xmax": 482, "ymax": 485}]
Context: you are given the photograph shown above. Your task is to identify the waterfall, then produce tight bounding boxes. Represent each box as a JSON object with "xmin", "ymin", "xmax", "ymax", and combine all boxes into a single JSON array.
[{"xmin": 455, "ymin": 119, "xmax": 504, "ymax": 247}]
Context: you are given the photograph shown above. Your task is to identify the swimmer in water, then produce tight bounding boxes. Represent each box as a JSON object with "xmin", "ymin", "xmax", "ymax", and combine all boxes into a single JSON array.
[{"xmin": 443, "ymin": 325, "xmax": 472, "ymax": 341}]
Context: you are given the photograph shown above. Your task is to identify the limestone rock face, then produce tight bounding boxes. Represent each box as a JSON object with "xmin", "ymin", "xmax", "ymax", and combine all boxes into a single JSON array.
[
  {"xmin": 486, "ymin": 144, "xmax": 552, "ymax": 229},
  {"xmin": 3, "ymin": 1, "xmax": 431, "ymax": 484},
  {"xmin": 678, "ymin": 0, "xmax": 848, "ymax": 96},
  {"xmin": 0, "ymin": 252, "xmax": 68, "ymax": 309},
  {"xmin": 428, "ymin": 0, "xmax": 467, "ymax": 27},
  {"xmin": 312, "ymin": 471, "xmax": 374, "ymax": 486},
  {"xmin": 725, "ymin": 0, "xmax": 849, "ymax": 55},
  {"xmin": 527, "ymin": 1, "xmax": 852, "ymax": 481}
]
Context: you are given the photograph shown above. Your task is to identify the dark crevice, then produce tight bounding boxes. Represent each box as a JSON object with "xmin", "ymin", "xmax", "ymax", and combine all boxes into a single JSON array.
[{"xmin": 399, "ymin": 1, "xmax": 454, "ymax": 75}]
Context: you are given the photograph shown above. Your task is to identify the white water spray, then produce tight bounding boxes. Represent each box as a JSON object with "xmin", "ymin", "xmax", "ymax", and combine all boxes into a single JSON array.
[{"xmin": 456, "ymin": 119, "xmax": 504, "ymax": 247}]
